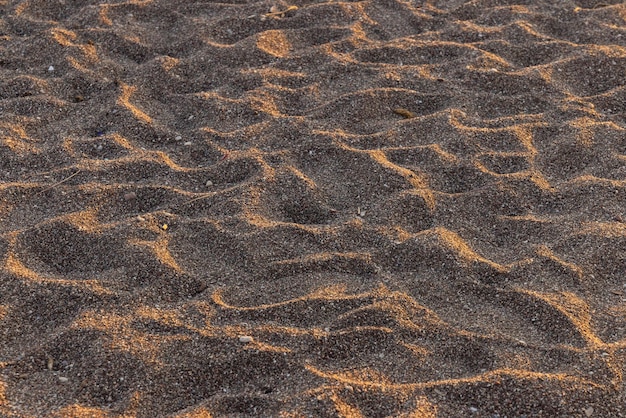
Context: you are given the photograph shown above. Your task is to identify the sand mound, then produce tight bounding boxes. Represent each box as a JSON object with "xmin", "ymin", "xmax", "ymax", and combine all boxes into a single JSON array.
[{"xmin": 0, "ymin": 0, "xmax": 625, "ymax": 416}]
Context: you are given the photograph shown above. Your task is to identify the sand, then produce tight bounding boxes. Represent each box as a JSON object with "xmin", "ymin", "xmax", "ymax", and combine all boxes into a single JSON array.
[{"xmin": 0, "ymin": 0, "xmax": 625, "ymax": 416}]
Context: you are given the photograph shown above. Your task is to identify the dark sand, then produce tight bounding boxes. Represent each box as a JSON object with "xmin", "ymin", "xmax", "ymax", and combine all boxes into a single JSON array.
[{"xmin": 0, "ymin": 0, "xmax": 625, "ymax": 416}]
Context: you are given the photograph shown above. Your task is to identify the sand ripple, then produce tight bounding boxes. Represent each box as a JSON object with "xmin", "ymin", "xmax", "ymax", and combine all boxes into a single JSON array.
[{"xmin": 0, "ymin": 0, "xmax": 625, "ymax": 416}]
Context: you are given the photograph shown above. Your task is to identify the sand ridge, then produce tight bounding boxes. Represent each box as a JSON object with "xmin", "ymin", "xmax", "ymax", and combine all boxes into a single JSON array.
[{"xmin": 0, "ymin": 0, "xmax": 625, "ymax": 416}]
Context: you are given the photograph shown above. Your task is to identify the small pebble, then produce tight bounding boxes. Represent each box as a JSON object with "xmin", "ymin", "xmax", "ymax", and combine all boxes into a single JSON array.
[
  {"xmin": 124, "ymin": 192, "xmax": 137, "ymax": 201},
  {"xmin": 239, "ymin": 335, "xmax": 253, "ymax": 343},
  {"xmin": 184, "ymin": 141, "xmax": 192, "ymax": 146},
  {"xmin": 206, "ymin": 180, "xmax": 213, "ymax": 187},
  {"xmin": 58, "ymin": 376, "xmax": 69, "ymax": 383},
  {"xmin": 175, "ymin": 135, "xmax": 182, "ymax": 141},
  {"xmin": 48, "ymin": 65, "xmax": 54, "ymax": 72},
  {"xmin": 584, "ymin": 406, "xmax": 594, "ymax": 417},
  {"xmin": 469, "ymin": 407, "xmax": 478, "ymax": 413}
]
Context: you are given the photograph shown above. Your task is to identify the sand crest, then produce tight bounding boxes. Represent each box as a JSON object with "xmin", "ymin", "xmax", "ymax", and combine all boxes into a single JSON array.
[{"xmin": 0, "ymin": 0, "xmax": 625, "ymax": 416}]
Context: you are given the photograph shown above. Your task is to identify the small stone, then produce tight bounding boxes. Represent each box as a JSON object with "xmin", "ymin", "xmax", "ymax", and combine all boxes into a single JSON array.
[
  {"xmin": 584, "ymin": 406, "xmax": 594, "ymax": 417},
  {"xmin": 58, "ymin": 376, "xmax": 69, "ymax": 383},
  {"xmin": 175, "ymin": 135, "xmax": 182, "ymax": 141},
  {"xmin": 205, "ymin": 180, "xmax": 213, "ymax": 187},
  {"xmin": 239, "ymin": 335, "xmax": 253, "ymax": 343},
  {"xmin": 469, "ymin": 407, "xmax": 478, "ymax": 413},
  {"xmin": 48, "ymin": 65, "xmax": 54, "ymax": 72},
  {"xmin": 184, "ymin": 141, "xmax": 192, "ymax": 146},
  {"xmin": 124, "ymin": 192, "xmax": 137, "ymax": 201}
]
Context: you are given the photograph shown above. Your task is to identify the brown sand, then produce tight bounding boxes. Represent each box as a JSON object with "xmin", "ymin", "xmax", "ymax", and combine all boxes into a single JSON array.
[{"xmin": 0, "ymin": 0, "xmax": 625, "ymax": 416}]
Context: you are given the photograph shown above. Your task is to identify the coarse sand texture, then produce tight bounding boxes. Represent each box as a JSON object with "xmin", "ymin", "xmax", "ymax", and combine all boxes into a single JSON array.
[{"xmin": 0, "ymin": 0, "xmax": 626, "ymax": 416}]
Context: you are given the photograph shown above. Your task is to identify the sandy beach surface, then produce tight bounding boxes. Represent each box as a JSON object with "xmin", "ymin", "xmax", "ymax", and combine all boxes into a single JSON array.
[{"xmin": 0, "ymin": 0, "xmax": 625, "ymax": 416}]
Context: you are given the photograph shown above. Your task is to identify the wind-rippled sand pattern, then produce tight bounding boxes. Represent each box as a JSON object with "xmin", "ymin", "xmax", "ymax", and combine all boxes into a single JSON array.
[{"xmin": 0, "ymin": 0, "xmax": 625, "ymax": 416}]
